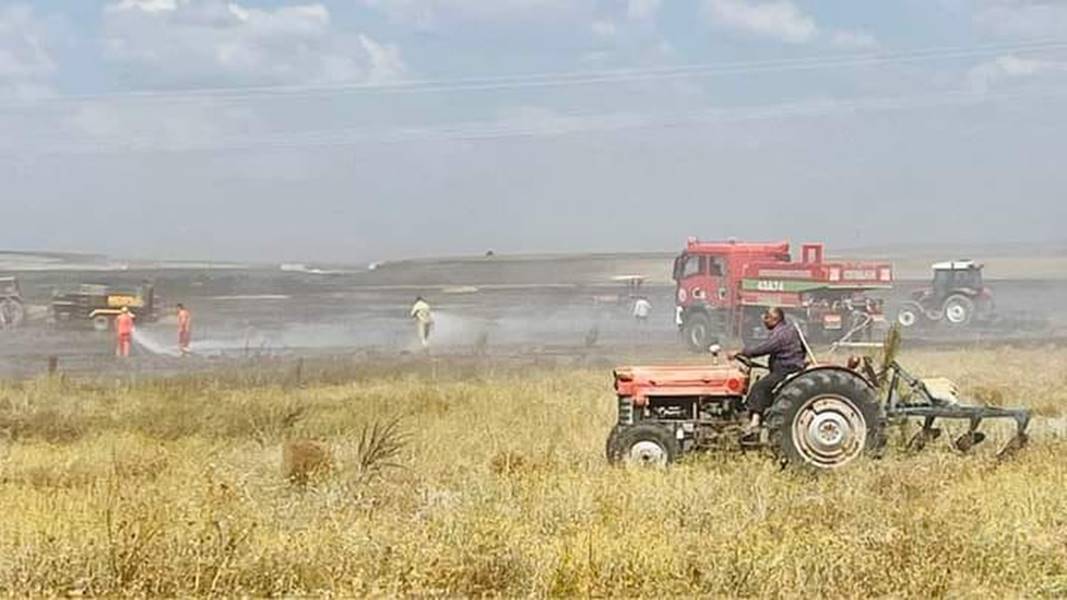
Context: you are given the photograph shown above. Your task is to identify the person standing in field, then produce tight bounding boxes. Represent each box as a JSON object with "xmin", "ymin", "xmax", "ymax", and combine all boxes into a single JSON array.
[
  {"xmin": 177, "ymin": 303, "xmax": 192, "ymax": 356},
  {"xmin": 410, "ymin": 296, "xmax": 433, "ymax": 349},
  {"xmin": 115, "ymin": 306, "xmax": 135, "ymax": 358},
  {"xmin": 632, "ymin": 296, "xmax": 652, "ymax": 325}
]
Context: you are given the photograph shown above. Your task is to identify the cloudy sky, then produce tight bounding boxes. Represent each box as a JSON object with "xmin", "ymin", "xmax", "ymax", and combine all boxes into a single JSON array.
[{"xmin": 2, "ymin": 0, "xmax": 1066, "ymax": 262}]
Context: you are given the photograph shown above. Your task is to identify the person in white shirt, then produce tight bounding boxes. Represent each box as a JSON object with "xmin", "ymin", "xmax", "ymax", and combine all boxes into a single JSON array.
[
  {"xmin": 410, "ymin": 296, "xmax": 433, "ymax": 348},
  {"xmin": 632, "ymin": 296, "xmax": 652, "ymax": 324}
]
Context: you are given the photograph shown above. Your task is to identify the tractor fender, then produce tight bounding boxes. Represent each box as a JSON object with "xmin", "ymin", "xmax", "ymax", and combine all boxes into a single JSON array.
[{"xmin": 773, "ymin": 365, "xmax": 877, "ymax": 397}]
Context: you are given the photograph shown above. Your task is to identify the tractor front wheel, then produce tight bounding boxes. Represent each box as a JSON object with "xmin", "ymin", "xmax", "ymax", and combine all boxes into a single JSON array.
[
  {"xmin": 607, "ymin": 423, "xmax": 680, "ymax": 467},
  {"xmin": 943, "ymin": 294, "xmax": 975, "ymax": 327},
  {"xmin": 0, "ymin": 298, "xmax": 25, "ymax": 329},
  {"xmin": 681, "ymin": 312, "xmax": 715, "ymax": 353},
  {"xmin": 765, "ymin": 369, "xmax": 885, "ymax": 470},
  {"xmin": 896, "ymin": 303, "xmax": 922, "ymax": 329}
]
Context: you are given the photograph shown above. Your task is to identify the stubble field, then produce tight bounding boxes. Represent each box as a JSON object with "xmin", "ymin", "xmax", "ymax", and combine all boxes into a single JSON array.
[{"xmin": 1, "ymin": 346, "xmax": 1066, "ymax": 597}]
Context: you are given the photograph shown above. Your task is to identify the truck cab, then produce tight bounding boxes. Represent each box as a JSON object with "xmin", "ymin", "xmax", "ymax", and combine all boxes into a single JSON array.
[{"xmin": 673, "ymin": 240, "xmax": 790, "ymax": 316}]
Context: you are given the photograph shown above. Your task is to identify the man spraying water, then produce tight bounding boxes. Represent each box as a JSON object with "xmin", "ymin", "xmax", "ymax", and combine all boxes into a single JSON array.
[
  {"xmin": 115, "ymin": 306, "xmax": 135, "ymax": 358},
  {"xmin": 177, "ymin": 303, "xmax": 192, "ymax": 356},
  {"xmin": 410, "ymin": 296, "xmax": 433, "ymax": 349}
]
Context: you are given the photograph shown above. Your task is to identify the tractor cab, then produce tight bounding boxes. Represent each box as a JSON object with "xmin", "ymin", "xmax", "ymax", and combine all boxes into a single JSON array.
[
  {"xmin": 0, "ymin": 276, "xmax": 20, "ymax": 298},
  {"xmin": 930, "ymin": 261, "xmax": 985, "ymax": 302}
]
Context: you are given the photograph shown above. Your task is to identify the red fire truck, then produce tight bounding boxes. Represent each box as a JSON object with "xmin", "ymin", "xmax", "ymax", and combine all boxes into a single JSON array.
[{"xmin": 673, "ymin": 238, "xmax": 893, "ymax": 351}]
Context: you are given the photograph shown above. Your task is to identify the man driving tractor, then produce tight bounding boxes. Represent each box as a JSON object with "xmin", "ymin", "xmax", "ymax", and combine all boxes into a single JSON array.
[{"xmin": 729, "ymin": 307, "xmax": 808, "ymax": 435}]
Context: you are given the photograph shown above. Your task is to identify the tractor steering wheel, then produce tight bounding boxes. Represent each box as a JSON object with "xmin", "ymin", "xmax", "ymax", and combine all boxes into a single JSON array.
[{"xmin": 733, "ymin": 354, "xmax": 768, "ymax": 371}]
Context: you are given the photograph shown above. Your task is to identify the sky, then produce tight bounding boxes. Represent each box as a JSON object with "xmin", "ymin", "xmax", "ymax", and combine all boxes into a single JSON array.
[{"xmin": 2, "ymin": 0, "xmax": 1067, "ymax": 263}]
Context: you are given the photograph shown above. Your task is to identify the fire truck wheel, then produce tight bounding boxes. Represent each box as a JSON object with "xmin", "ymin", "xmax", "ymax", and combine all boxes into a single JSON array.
[
  {"xmin": 92, "ymin": 316, "xmax": 111, "ymax": 332},
  {"xmin": 608, "ymin": 423, "xmax": 680, "ymax": 467},
  {"xmin": 943, "ymin": 295, "xmax": 975, "ymax": 326},
  {"xmin": 681, "ymin": 312, "xmax": 715, "ymax": 353},
  {"xmin": 766, "ymin": 369, "xmax": 885, "ymax": 470}
]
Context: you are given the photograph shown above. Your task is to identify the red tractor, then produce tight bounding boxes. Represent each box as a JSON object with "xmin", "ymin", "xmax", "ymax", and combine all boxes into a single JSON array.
[
  {"xmin": 605, "ymin": 338, "xmax": 1031, "ymax": 470},
  {"xmin": 673, "ymin": 238, "xmax": 892, "ymax": 351},
  {"xmin": 896, "ymin": 261, "xmax": 993, "ymax": 329}
]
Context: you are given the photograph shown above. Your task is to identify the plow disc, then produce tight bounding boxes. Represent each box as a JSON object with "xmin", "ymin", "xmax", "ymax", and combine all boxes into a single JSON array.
[
  {"xmin": 885, "ymin": 362, "xmax": 1030, "ymax": 459},
  {"xmin": 854, "ymin": 325, "xmax": 1034, "ymax": 460}
]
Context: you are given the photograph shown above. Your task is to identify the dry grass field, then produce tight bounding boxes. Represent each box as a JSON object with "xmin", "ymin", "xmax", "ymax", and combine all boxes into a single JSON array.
[{"xmin": 1, "ymin": 347, "xmax": 1066, "ymax": 597}]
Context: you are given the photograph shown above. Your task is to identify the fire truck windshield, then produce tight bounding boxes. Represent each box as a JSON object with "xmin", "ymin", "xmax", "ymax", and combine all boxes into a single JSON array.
[{"xmin": 674, "ymin": 254, "xmax": 705, "ymax": 280}]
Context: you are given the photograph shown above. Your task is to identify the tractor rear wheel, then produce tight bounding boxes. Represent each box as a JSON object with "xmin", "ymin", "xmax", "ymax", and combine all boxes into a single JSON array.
[
  {"xmin": 681, "ymin": 312, "xmax": 715, "ymax": 353},
  {"xmin": 765, "ymin": 369, "xmax": 885, "ymax": 470},
  {"xmin": 92, "ymin": 316, "xmax": 111, "ymax": 332},
  {"xmin": 943, "ymin": 294, "xmax": 975, "ymax": 327},
  {"xmin": 607, "ymin": 423, "xmax": 680, "ymax": 467}
]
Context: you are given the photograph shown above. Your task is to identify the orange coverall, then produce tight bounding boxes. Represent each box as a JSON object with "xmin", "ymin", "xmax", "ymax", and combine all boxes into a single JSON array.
[
  {"xmin": 115, "ymin": 312, "xmax": 135, "ymax": 357},
  {"xmin": 177, "ymin": 308, "xmax": 192, "ymax": 354}
]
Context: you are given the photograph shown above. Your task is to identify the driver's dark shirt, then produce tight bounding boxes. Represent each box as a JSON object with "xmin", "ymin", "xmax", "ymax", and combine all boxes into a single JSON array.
[{"xmin": 740, "ymin": 320, "xmax": 807, "ymax": 373}]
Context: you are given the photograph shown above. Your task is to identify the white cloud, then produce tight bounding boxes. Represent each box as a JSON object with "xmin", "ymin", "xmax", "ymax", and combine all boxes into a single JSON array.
[
  {"xmin": 359, "ymin": 34, "xmax": 408, "ymax": 83},
  {"xmin": 361, "ymin": 0, "xmax": 582, "ymax": 29},
  {"xmin": 705, "ymin": 0, "xmax": 817, "ymax": 44},
  {"xmin": 967, "ymin": 54, "xmax": 1062, "ymax": 93},
  {"xmin": 107, "ymin": 0, "xmax": 178, "ymax": 14},
  {"xmin": 974, "ymin": 1, "xmax": 1067, "ymax": 37},
  {"xmin": 0, "ymin": 5, "xmax": 58, "ymax": 98},
  {"xmin": 627, "ymin": 0, "xmax": 662, "ymax": 21},
  {"xmin": 102, "ymin": 0, "xmax": 406, "ymax": 86},
  {"xmin": 830, "ymin": 30, "xmax": 879, "ymax": 50}
]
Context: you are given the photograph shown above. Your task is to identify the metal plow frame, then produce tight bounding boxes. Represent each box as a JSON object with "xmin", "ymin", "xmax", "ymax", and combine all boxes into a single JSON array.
[{"xmin": 882, "ymin": 360, "xmax": 1030, "ymax": 458}]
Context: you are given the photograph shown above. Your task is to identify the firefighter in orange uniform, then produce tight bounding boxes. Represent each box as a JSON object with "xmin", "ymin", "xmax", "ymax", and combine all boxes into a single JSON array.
[
  {"xmin": 115, "ymin": 306, "xmax": 135, "ymax": 358},
  {"xmin": 177, "ymin": 303, "xmax": 192, "ymax": 356}
]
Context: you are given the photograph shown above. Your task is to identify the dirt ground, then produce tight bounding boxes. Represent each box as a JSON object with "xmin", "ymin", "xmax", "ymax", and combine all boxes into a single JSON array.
[{"xmin": 1, "ymin": 256, "xmax": 1065, "ymax": 379}]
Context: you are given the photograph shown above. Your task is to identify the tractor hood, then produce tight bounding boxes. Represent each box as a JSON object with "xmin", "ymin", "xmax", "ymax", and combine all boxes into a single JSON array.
[{"xmin": 614, "ymin": 364, "xmax": 748, "ymax": 398}]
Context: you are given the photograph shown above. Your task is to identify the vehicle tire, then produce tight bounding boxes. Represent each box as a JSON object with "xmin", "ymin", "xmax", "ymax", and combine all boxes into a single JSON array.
[
  {"xmin": 607, "ymin": 423, "xmax": 680, "ymax": 467},
  {"xmin": 896, "ymin": 303, "xmax": 922, "ymax": 329},
  {"xmin": 0, "ymin": 298, "xmax": 24, "ymax": 329},
  {"xmin": 92, "ymin": 315, "xmax": 111, "ymax": 332},
  {"xmin": 765, "ymin": 369, "xmax": 886, "ymax": 470},
  {"xmin": 681, "ymin": 312, "xmax": 716, "ymax": 353},
  {"xmin": 605, "ymin": 426, "xmax": 622, "ymax": 462},
  {"xmin": 943, "ymin": 294, "xmax": 975, "ymax": 327}
]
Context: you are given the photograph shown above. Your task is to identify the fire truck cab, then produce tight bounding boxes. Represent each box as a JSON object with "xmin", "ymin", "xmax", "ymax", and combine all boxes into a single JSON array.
[{"xmin": 673, "ymin": 238, "xmax": 893, "ymax": 351}]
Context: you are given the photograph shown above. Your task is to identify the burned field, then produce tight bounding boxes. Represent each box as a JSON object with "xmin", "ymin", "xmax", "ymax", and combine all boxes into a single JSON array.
[{"xmin": 1, "ymin": 255, "xmax": 1065, "ymax": 379}]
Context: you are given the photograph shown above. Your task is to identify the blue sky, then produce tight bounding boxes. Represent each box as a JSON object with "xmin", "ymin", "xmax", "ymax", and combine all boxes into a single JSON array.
[{"xmin": 2, "ymin": 0, "xmax": 1067, "ymax": 262}]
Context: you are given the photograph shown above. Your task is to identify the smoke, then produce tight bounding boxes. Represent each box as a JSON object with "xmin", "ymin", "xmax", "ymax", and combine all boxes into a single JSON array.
[{"xmin": 125, "ymin": 299, "xmax": 669, "ymax": 358}]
